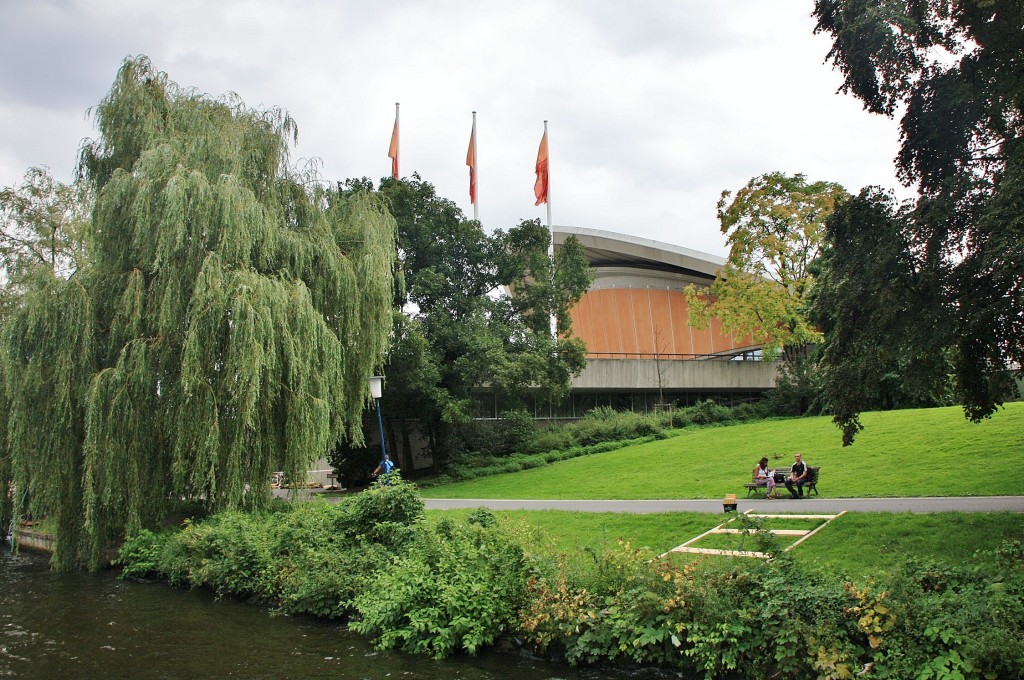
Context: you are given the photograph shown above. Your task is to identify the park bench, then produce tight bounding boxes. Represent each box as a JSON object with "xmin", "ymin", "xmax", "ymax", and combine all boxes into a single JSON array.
[{"xmin": 744, "ymin": 466, "xmax": 820, "ymax": 497}]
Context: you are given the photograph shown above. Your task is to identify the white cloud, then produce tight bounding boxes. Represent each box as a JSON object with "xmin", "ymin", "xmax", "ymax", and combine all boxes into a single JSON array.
[{"xmin": 0, "ymin": 0, "xmax": 911, "ymax": 258}]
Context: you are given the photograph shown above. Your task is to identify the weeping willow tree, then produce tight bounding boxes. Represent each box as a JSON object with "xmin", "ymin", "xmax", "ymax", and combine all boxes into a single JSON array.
[{"xmin": 0, "ymin": 56, "xmax": 395, "ymax": 570}]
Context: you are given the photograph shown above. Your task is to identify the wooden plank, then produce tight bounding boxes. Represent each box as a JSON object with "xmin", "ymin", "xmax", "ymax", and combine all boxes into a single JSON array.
[
  {"xmin": 785, "ymin": 510, "xmax": 847, "ymax": 552},
  {"xmin": 710, "ymin": 527, "xmax": 810, "ymax": 537},
  {"xmin": 746, "ymin": 513, "xmax": 837, "ymax": 520},
  {"xmin": 676, "ymin": 515, "xmax": 740, "ymax": 548},
  {"xmin": 671, "ymin": 546, "xmax": 769, "ymax": 558},
  {"xmin": 663, "ymin": 510, "xmax": 846, "ymax": 559}
]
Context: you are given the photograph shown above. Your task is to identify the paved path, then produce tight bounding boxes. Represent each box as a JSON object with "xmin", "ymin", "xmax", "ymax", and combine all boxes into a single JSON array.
[{"xmin": 420, "ymin": 495, "xmax": 1024, "ymax": 514}]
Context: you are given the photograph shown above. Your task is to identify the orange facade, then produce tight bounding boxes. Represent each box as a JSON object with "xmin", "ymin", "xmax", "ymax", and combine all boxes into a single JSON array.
[{"xmin": 569, "ymin": 287, "xmax": 755, "ymax": 359}]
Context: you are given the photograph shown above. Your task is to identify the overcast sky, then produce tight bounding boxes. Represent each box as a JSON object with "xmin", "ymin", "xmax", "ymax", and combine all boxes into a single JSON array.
[{"xmin": 0, "ymin": 0, "xmax": 912, "ymax": 257}]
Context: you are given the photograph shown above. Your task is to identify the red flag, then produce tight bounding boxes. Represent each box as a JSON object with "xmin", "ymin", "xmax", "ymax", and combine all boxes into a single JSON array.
[
  {"xmin": 466, "ymin": 120, "xmax": 477, "ymax": 205},
  {"xmin": 534, "ymin": 130, "xmax": 548, "ymax": 206},
  {"xmin": 388, "ymin": 112, "xmax": 399, "ymax": 180}
]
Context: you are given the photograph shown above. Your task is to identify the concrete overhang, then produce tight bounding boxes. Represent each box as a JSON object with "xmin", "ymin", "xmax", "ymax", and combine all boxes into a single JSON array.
[{"xmin": 553, "ymin": 226, "xmax": 726, "ymax": 281}]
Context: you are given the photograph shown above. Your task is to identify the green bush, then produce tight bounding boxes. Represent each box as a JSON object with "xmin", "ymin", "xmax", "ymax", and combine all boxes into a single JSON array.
[
  {"xmin": 350, "ymin": 516, "xmax": 528, "ymax": 658},
  {"xmin": 117, "ymin": 486, "xmax": 1024, "ymax": 676},
  {"xmin": 687, "ymin": 399, "xmax": 735, "ymax": 425},
  {"xmin": 342, "ymin": 473, "xmax": 424, "ymax": 540},
  {"xmin": 518, "ymin": 538, "xmax": 1024, "ymax": 678},
  {"xmin": 526, "ymin": 424, "xmax": 574, "ymax": 454},
  {"xmin": 494, "ymin": 409, "xmax": 537, "ymax": 455},
  {"xmin": 116, "ymin": 478, "xmax": 428, "ymax": 619},
  {"xmin": 171, "ymin": 512, "xmax": 276, "ymax": 599},
  {"xmin": 115, "ymin": 528, "xmax": 170, "ymax": 580}
]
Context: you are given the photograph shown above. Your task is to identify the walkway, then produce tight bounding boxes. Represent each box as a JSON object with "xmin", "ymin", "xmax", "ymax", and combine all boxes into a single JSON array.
[{"xmin": 419, "ymin": 495, "xmax": 1024, "ymax": 514}]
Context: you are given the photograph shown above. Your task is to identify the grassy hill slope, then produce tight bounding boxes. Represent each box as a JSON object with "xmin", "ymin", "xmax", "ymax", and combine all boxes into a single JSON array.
[{"xmin": 421, "ymin": 403, "xmax": 1024, "ymax": 499}]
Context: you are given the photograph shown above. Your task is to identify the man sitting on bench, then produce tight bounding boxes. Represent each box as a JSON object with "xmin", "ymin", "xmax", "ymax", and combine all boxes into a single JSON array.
[{"xmin": 784, "ymin": 453, "xmax": 809, "ymax": 499}]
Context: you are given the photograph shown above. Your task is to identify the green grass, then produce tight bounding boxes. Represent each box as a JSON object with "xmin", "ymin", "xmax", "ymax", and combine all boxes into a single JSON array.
[
  {"xmin": 420, "ymin": 406, "xmax": 1023, "ymax": 578},
  {"xmin": 420, "ymin": 403, "xmax": 1024, "ymax": 500},
  {"xmin": 426, "ymin": 508, "xmax": 1023, "ymax": 580}
]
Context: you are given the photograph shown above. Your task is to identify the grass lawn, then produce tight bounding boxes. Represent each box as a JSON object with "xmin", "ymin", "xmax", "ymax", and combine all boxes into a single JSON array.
[
  {"xmin": 428, "ymin": 508, "xmax": 1023, "ymax": 580},
  {"xmin": 420, "ymin": 403, "xmax": 1024, "ymax": 500}
]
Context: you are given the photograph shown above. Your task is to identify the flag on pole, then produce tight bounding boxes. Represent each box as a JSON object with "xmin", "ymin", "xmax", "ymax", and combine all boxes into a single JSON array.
[
  {"xmin": 388, "ymin": 103, "xmax": 400, "ymax": 180},
  {"xmin": 466, "ymin": 114, "xmax": 477, "ymax": 205},
  {"xmin": 534, "ymin": 129, "xmax": 549, "ymax": 206}
]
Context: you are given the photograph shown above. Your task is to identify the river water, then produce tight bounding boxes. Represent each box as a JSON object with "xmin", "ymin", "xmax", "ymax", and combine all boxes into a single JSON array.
[{"xmin": 0, "ymin": 545, "xmax": 668, "ymax": 679}]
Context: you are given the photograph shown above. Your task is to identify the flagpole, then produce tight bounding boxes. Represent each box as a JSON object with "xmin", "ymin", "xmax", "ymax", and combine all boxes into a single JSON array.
[
  {"xmin": 544, "ymin": 120, "xmax": 556, "ymax": 340},
  {"xmin": 388, "ymin": 102, "xmax": 400, "ymax": 180},
  {"xmin": 395, "ymin": 102, "xmax": 400, "ymax": 179},
  {"xmin": 544, "ymin": 120, "xmax": 552, "ymax": 235},
  {"xmin": 472, "ymin": 111, "xmax": 479, "ymax": 222}
]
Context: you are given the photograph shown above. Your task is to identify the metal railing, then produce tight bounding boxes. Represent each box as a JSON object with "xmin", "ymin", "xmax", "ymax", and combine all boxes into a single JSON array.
[{"xmin": 585, "ymin": 350, "xmax": 762, "ymax": 361}]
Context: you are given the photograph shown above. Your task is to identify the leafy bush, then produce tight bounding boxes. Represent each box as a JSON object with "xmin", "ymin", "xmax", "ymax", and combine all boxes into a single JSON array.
[
  {"xmin": 115, "ymin": 528, "xmax": 171, "ymax": 580},
  {"xmin": 350, "ymin": 516, "xmax": 528, "ymax": 658},
  {"xmin": 341, "ymin": 472, "xmax": 424, "ymax": 540},
  {"xmin": 327, "ymin": 439, "xmax": 379, "ymax": 488},
  {"xmin": 519, "ymin": 538, "xmax": 1024, "ymax": 679},
  {"xmin": 494, "ymin": 409, "xmax": 537, "ymax": 455},
  {"xmin": 117, "ymin": 484, "xmax": 1024, "ymax": 676},
  {"xmin": 526, "ymin": 424, "xmax": 574, "ymax": 454},
  {"xmin": 116, "ymin": 478, "xmax": 427, "ymax": 619},
  {"xmin": 687, "ymin": 399, "xmax": 735, "ymax": 425}
]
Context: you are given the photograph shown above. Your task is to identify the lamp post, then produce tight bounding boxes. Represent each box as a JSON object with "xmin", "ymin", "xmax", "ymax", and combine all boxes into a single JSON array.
[{"xmin": 368, "ymin": 376, "xmax": 387, "ymax": 462}]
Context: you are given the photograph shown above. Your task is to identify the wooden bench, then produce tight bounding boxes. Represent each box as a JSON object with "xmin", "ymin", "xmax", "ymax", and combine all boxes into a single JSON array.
[{"xmin": 744, "ymin": 466, "xmax": 820, "ymax": 497}]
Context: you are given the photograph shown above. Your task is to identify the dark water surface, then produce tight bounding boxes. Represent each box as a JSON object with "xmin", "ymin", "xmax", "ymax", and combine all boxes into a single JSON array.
[{"xmin": 1, "ymin": 546, "xmax": 663, "ymax": 679}]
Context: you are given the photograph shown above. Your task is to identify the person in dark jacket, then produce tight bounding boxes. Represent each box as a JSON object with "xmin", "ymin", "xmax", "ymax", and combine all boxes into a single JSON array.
[{"xmin": 784, "ymin": 453, "xmax": 809, "ymax": 499}]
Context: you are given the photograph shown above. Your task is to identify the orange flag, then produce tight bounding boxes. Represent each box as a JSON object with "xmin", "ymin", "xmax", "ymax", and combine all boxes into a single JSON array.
[
  {"xmin": 534, "ymin": 130, "xmax": 548, "ymax": 206},
  {"xmin": 466, "ymin": 118, "xmax": 477, "ymax": 205},
  {"xmin": 388, "ymin": 106, "xmax": 399, "ymax": 180}
]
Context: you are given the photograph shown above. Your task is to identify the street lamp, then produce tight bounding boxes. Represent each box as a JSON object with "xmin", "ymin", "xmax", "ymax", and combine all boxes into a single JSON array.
[{"xmin": 368, "ymin": 376, "xmax": 387, "ymax": 462}]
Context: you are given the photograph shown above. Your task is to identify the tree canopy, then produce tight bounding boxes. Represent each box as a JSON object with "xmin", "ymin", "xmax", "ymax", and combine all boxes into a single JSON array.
[
  {"xmin": 810, "ymin": 188, "xmax": 956, "ymax": 443},
  {"xmin": 813, "ymin": 1, "xmax": 1024, "ymax": 437},
  {"xmin": 340, "ymin": 176, "xmax": 591, "ymax": 471},
  {"xmin": 0, "ymin": 166, "xmax": 90, "ymax": 320},
  {"xmin": 0, "ymin": 56, "xmax": 396, "ymax": 569},
  {"xmin": 686, "ymin": 171, "xmax": 848, "ymax": 360}
]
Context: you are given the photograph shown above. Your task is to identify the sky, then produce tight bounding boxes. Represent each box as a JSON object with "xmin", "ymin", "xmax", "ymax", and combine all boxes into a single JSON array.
[{"xmin": 0, "ymin": 0, "xmax": 913, "ymax": 258}]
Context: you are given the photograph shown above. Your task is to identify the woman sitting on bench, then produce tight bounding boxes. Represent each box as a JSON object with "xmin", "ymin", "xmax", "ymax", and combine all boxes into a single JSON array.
[{"xmin": 752, "ymin": 457, "xmax": 778, "ymax": 498}]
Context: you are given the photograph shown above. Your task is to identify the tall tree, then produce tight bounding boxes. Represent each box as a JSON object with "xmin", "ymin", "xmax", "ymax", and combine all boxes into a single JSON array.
[
  {"xmin": 0, "ymin": 166, "xmax": 91, "ymax": 550},
  {"xmin": 813, "ymin": 1, "xmax": 1024, "ymax": 436},
  {"xmin": 352, "ymin": 176, "xmax": 591, "ymax": 471},
  {"xmin": 0, "ymin": 57, "xmax": 395, "ymax": 569},
  {"xmin": 0, "ymin": 166, "xmax": 90, "ymax": 320},
  {"xmin": 810, "ymin": 188, "xmax": 955, "ymax": 444},
  {"xmin": 686, "ymin": 172, "xmax": 849, "ymax": 361}
]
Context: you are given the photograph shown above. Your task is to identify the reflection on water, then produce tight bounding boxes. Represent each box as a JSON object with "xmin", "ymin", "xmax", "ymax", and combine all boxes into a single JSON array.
[{"xmin": 0, "ymin": 545, "xmax": 667, "ymax": 679}]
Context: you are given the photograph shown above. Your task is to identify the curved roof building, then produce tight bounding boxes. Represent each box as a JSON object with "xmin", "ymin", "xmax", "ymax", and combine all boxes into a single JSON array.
[
  {"xmin": 555, "ymin": 226, "xmax": 760, "ymax": 360},
  {"xmin": 493, "ymin": 226, "xmax": 782, "ymax": 419}
]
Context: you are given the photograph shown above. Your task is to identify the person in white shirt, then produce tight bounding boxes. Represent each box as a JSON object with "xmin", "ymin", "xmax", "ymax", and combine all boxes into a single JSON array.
[{"xmin": 752, "ymin": 456, "xmax": 778, "ymax": 498}]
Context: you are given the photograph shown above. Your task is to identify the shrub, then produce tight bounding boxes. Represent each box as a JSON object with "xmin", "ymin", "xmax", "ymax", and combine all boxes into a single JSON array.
[
  {"xmin": 687, "ymin": 399, "xmax": 734, "ymax": 425},
  {"xmin": 526, "ymin": 424, "xmax": 574, "ymax": 454},
  {"xmin": 494, "ymin": 409, "xmax": 537, "ymax": 455},
  {"xmin": 172, "ymin": 512, "xmax": 276, "ymax": 599},
  {"xmin": 116, "ymin": 488, "xmax": 1024, "ymax": 676},
  {"xmin": 341, "ymin": 473, "xmax": 424, "ymax": 540},
  {"xmin": 275, "ymin": 540, "xmax": 390, "ymax": 619},
  {"xmin": 350, "ymin": 516, "xmax": 528, "ymax": 658},
  {"xmin": 115, "ymin": 528, "xmax": 171, "ymax": 580},
  {"xmin": 116, "ymin": 480, "xmax": 428, "ymax": 618}
]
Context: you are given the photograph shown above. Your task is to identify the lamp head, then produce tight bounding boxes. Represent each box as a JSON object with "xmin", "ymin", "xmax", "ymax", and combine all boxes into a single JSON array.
[{"xmin": 368, "ymin": 376, "xmax": 384, "ymax": 399}]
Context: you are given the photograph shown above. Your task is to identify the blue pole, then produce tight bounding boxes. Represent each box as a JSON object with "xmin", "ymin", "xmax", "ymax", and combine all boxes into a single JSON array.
[{"xmin": 375, "ymin": 398, "xmax": 387, "ymax": 460}]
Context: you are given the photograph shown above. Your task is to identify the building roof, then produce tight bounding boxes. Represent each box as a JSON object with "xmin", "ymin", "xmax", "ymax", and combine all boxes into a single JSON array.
[{"xmin": 553, "ymin": 226, "xmax": 726, "ymax": 281}]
